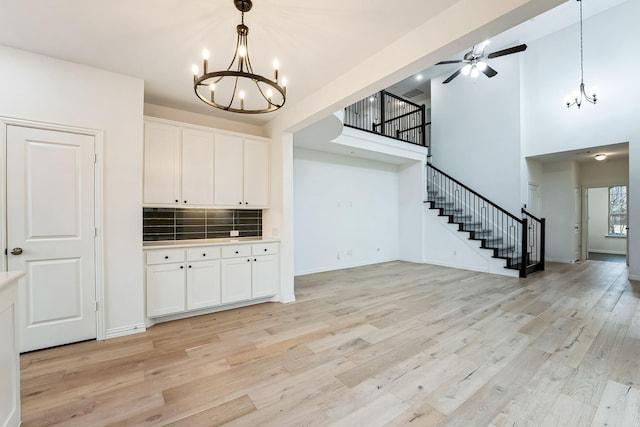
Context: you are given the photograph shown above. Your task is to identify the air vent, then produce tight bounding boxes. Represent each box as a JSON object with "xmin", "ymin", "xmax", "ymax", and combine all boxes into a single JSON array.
[{"xmin": 402, "ymin": 88, "xmax": 424, "ymax": 98}]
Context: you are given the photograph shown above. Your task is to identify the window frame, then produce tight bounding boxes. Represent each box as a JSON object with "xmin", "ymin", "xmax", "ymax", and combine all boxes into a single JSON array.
[{"xmin": 607, "ymin": 185, "xmax": 628, "ymax": 237}]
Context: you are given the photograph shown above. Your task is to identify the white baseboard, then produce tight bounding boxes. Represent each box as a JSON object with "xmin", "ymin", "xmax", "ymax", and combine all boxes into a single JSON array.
[
  {"xmin": 294, "ymin": 257, "xmax": 397, "ymax": 276},
  {"xmin": 422, "ymin": 258, "xmax": 489, "ymax": 274},
  {"xmin": 546, "ymin": 257, "xmax": 578, "ymax": 263},
  {"xmin": 104, "ymin": 323, "xmax": 146, "ymax": 339}
]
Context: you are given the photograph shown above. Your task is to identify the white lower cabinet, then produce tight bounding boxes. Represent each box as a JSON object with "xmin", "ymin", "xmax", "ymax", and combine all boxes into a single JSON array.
[
  {"xmin": 252, "ymin": 255, "xmax": 279, "ymax": 298},
  {"xmin": 186, "ymin": 260, "xmax": 221, "ymax": 310},
  {"xmin": 221, "ymin": 257, "xmax": 253, "ymax": 304},
  {"xmin": 146, "ymin": 241, "xmax": 279, "ymax": 318},
  {"xmin": 146, "ymin": 263, "xmax": 186, "ymax": 317}
]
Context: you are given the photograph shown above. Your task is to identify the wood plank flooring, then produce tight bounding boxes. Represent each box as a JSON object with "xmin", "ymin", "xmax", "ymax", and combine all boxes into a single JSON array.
[{"xmin": 19, "ymin": 260, "xmax": 640, "ymax": 426}]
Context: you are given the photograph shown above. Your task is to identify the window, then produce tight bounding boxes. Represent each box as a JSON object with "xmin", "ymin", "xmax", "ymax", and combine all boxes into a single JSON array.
[{"xmin": 608, "ymin": 186, "xmax": 627, "ymax": 236}]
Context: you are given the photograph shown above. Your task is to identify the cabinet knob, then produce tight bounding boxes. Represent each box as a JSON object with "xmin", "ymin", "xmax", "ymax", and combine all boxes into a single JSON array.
[
  {"xmin": 188, "ymin": 265, "xmax": 192, "ymax": 268},
  {"xmin": 245, "ymin": 202, "xmax": 248, "ymax": 205},
  {"xmin": 264, "ymin": 248, "xmax": 267, "ymax": 252},
  {"xmin": 235, "ymin": 250, "xmax": 239, "ymax": 254},
  {"xmin": 180, "ymin": 265, "xmax": 184, "ymax": 269},
  {"xmin": 247, "ymin": 259, "xmax": 250, "ymax": 262},
  {"xmin": 175, "ymin": 200, "xmax": 179, "ymax": 203},
  {"xmin": 254, "ymin": 258, "xmax": 257, "ymax": 262},
  {"xmin": 164, "ymin": 256, "xmax": 169, "ymax": 259},
  {"xmin": 184, "ymin": 200, "xmax": 187, "ymax": 204},
  {"xmin": 202, "ymin": 253, "xmax": 206, "ymax": 257},
  {"xmin": 238, "ymin": 202, "xmax": 242, "ymax": 205}
]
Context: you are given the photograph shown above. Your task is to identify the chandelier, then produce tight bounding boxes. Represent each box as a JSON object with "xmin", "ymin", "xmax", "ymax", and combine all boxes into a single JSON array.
[
  {"xmin": 564, "ymin": 0, "xmax": 598, "ymax": 108},
  {"xmin": 192, "ymin": 0, "xmax": 286, "ymax": 114}
]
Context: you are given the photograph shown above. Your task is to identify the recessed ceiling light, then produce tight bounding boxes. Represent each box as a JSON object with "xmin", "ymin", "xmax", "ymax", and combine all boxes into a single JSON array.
[
  {"xmin": 416, "ymin": 74, "xmax": 423, "ymax": 81},
  {"xmin": 595, "ymin": 154, "xmax": 607, "ymax": 161}
]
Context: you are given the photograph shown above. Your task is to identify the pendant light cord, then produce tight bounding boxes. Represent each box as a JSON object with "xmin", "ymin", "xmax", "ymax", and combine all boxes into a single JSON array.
[{"xmin": 579, "ymin": 0, "xmax": 584, "ymax": 85}]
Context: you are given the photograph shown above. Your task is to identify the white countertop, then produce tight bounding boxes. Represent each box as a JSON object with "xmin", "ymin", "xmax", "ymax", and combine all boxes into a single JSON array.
[
  {"xmin": 143, "ymin": 237, "xmax": 280, "ymax": 249},
  {"xmin": 0, "ymin": 271, "xmax": 25, "ymax": 292}
]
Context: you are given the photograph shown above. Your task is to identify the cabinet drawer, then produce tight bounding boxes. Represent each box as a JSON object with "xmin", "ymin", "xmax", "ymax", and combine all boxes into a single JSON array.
[
  {"xmin": 187, "ymin": 247, "xmax": 221, "ymax": 261},
  {"xmin": 252, "ymin": 242, "xmax": 279, "ymax": 255},
  {"xmin": 221, "ymin": 245, "xmax": 251, "ymax": 258},
  {"xmin": 146, "ymin": 249, "xmax": 186, "ymax": 265}
]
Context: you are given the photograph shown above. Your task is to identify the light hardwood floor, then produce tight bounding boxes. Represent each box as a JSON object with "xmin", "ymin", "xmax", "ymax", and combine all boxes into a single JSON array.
[{"xmin": 20, "ymin": 260, "xmax": 640, "ymax": 426}]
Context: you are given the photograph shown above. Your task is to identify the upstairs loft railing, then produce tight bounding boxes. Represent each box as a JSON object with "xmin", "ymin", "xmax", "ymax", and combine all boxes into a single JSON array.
[
  {"xmin": 344, "ymin": 90, "xmax": 429, "ymax": 147},
  {"xmin": 426, "ymin": 164, "xmax": 545, "ymax": 278}
]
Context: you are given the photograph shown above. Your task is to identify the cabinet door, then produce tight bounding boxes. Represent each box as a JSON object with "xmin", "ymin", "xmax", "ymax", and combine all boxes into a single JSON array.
[
  {"xmin": 186, "ymin": 260, "xmax": 221, "ymax": 310},
  {"xmin": 146, "ymin": 263, "xmax": 186, "ymax": 317},
  {"xmin": 214, "ymin": 134, "xmax": 244, "ymax": 206},
  {"xmin": 181, "ymin": 129, "xmax": 215, "ymax": 206},
  {"xmin": 144, "ymin": 122, "xmax": 181, "ymax": 205},
  {"xmin": 251, "ymin": 254, "xmax": 279, "ymax": 298},
  {"xmin": 221, "ymin": 257, "xmax": 252, "ymax": 304},
  {"xmin": 244, "ymin": 139, "xmax": 270, "ymax": 207}
]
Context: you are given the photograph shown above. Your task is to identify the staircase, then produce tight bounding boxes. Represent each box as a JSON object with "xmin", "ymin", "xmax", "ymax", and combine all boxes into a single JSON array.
[{"xmin": 425, "ymin": 164, "xmax": 545, "ymax": 277}]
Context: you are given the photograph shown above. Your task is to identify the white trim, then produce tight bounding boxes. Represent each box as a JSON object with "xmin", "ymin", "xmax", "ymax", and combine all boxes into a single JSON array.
[
  {"xmin": 0, "ymin": 116, "xmax": 106, "ymax": 343},
  {"xmin": 105, "ymin": 324, "xmax": 146, "ymax": 339},
  {"xmin": 144, "ymin": 115, "xmax": 271, "ymax": 143},
  {"xmin": 294, "ymin": 257, "xmax": 398, "ymax": 277},
  {"xmin": 629, "ymin": 274, "xmax": 640, "ymax": 281}
]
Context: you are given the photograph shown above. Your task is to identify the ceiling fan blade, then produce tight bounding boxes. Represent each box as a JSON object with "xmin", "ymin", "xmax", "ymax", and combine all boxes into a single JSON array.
[
  {"xmin": 435, "ymin": 60, "xmax": 463, "ymax": 65},
  {"xmin": 487, "ymin": 44, "xmax": 527, "ymax": 59},
  {"xmin": 482, "ymin": 65, "xmax": 498, "ymax": 78},
  {"xmin": 443, "ymin": 68, "xmax": 462, "ymax": 84}
]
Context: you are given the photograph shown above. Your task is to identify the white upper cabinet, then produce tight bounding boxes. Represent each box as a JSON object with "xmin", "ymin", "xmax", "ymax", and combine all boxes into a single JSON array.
[
  {"xmin": 181, "ymin": 128, "xmax": 215, "ymax": 206},
  {"xmin": 144, "ymin": 119, "xmax": 269, "ymax": 208},
  {"xmin": 214, "ymin": 134, "xmax": 245, "ymax": 206},
  {"xmin": 144, "ymin": 121, "xmax": 181, "ymax": 205},
  {"xmin": 244, "ymin": 139, "xmax": 270, "ymax": 207},
  {"xmin": 215, "ymin": 134, "xmax": 270, "ymax": 208}
]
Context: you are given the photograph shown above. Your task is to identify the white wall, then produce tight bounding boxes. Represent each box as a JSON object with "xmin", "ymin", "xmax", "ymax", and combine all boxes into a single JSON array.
[
  {"xmin": 0, "ymin": 46, "xmax": 145, "ymax": 336},
  {"xmin": 431, "ymin": 51, "xmax": 523, "ymax": 214},
  {"xmin": 293, "ymin": 148, "xmax": 399, "ymax": 275},
  {"xmin": 521, "ymin": 1, "xmax": 640, "ymax": 277},
  {"xmin": 399, "ymin": 161, "xmax": 426, "ymax": 263},
  {"xmin": 587, "ymin": 187, "xmax": 626, "ymax": 255}
]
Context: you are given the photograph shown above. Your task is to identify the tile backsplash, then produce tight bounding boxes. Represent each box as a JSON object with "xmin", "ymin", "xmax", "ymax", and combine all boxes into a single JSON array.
[{"xmin": 143, "ymin": 208, "xmax": 262, "ymax": 241}]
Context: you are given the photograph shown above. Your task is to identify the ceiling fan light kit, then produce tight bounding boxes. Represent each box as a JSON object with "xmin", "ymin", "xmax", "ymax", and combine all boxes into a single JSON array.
[
  {"xmin": 192, "ymin": 0, "xmax": 287, "ymax": 114},
  {"xmin": 564, "ymin": 0, "xmax": 598, "ymax": 109},
  {"xmin": 435, "ymin": 40, "xmax": 527, "ymax": 84}
]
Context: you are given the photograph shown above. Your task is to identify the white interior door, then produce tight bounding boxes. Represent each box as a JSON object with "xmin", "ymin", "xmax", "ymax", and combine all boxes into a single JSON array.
[
  {"xmin": 574, "ymin": 186, "xmax": 582, "ymax": 262},
  {"xmin": 6, "ymin": 125, "xmax": 96, "ymax": 352},
  {"xmin": 527, "ymin": 183, "xmax": 540, "ymax": 217}
]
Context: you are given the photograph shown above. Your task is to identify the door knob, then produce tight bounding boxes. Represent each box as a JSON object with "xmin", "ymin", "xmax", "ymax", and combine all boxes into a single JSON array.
[{"xmin": 11, "ymin": 247, "xmax": 23, "ymax": 255}]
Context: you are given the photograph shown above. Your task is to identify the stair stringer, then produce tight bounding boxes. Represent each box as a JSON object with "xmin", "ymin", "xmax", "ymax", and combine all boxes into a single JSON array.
[{"xmin": 423, "ymin": 206, "xmax": 519, "ymax": 277}]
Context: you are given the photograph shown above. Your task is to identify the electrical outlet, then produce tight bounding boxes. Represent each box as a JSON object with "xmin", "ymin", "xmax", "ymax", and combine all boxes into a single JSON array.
[{"xmin": 230, "ymin": 230, "xmax": 240, "ymax": 237}]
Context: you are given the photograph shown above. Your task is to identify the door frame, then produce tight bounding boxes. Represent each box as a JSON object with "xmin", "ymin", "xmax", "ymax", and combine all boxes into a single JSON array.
[{"xmin": 0, "ymin": 117, "xmax": 105, "ymax": 341}]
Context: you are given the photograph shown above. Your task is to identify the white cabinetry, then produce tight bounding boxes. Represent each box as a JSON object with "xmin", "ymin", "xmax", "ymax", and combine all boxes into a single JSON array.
[
  {"xmin": 144, "ymin": 121, "xmax": 181, "ymax": 205},
  {"xmin": 221, "ymin": 243, "xmax": 279, "ymax": 304},
  {"xmin": 146, "ymin": 247, "xmax": 222, "ymax": 317},
  {"xmin": 214, "ymin": 134, "xmax": 270, "ymax": 207},
  {"xmin": 186, "ymin": 248, "xmax": 221, "ymax": 310},
  {"xmin": 144, "ymin": 121, "xmax": 214, "ymax": 206},
  {"xmin": 145, "ymin": 242, "xmax": 278, "ymax": 319},
  {"xmin": 144, "ymin": 118, "xmax": 270, "ymax": 208}
]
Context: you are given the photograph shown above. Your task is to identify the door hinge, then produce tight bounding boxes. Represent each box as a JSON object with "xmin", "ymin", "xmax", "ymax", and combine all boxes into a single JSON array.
[
  {"xmin": 94, "ymin": 227, "xmax": 97, "ymax": 237},
  {"xmin": 93, "ymin": 153, "xmax": 97, "ymax": 164},
  {"xmin": 95, "ymin": 301, "xmax": 99, "ymax": 312}
]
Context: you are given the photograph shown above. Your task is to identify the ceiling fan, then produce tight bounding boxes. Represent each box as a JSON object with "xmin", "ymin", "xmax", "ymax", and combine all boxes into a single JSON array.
[{"xmin": 436, "ymin": 41, "xmax": 527, "ymax": 84}]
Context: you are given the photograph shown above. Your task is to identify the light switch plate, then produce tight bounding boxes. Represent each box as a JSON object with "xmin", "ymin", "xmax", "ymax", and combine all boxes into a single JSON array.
[{"xmin": 230, "ymin": 230, "xmax": 240, "ymax": 237}]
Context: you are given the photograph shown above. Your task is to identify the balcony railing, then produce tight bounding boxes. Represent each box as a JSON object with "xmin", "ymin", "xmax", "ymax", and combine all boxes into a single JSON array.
[{"xmin": 344, "ymin": 90, "xmax": 429, "ymax": 147}]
